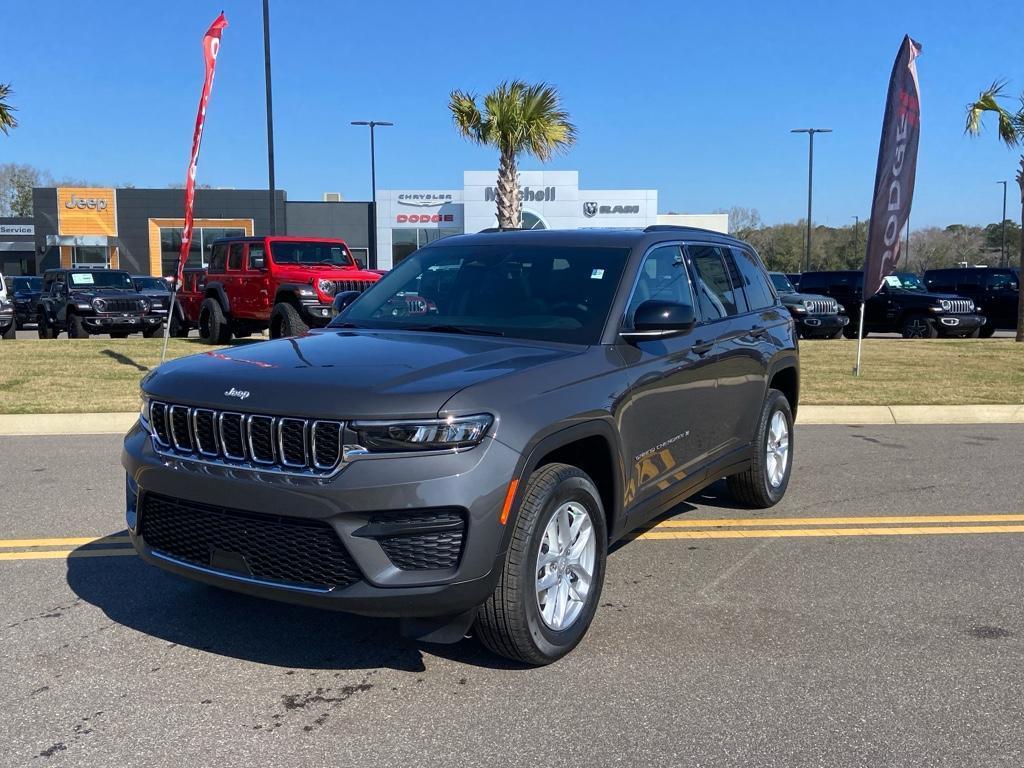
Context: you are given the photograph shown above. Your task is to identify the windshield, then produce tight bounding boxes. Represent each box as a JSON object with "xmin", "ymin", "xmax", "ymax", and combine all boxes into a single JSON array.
[
  {"xmin": 769, "ymin": 273, "xmax": 796, "ymax": 293},
  {"xmin": 68, "ymin": 271, "xmax": 135, "ymax": 290},
  {"xmin": 885, "ymin": 273, "xmax": 927, "ymax": 291},
  {"xmin": 270, "ymin": 241, "xmax": 354, "ymax": 267},
  {"xmin": 333, "ymin": 243, "xmax": 630, "ymax": 344},
  {"xmin": 13, "ymin": 277, "xmax": 42, "ymax": 292},
  {"xmin": 132, "ymin": 277, "xmax": 170, "ymax": 292}
]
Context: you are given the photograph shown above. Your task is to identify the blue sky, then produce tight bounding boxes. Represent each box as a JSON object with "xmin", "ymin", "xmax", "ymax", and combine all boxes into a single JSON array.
[{"xmin": 3, "ymin": 0, "xmax": 1022, "ymax": 228}]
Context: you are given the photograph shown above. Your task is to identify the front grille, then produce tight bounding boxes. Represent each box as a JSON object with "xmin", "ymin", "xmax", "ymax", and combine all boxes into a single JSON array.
[
  {"xmin": 946, "ymin": 299, "xmax": 973, "ymax": 314},
  {"xmin": 370, "ymin": 509, "xmax": 467, "ymax": 571},
  {"xmin": 96, "ymin": 298, "xmax": 146, "ymax": 313},
  {"xmin": 328, "ymin": 279, "xmax": 376, "ymax": 294},
  {"xmin": 140, "ymin": 493, "xmax": 361, "ymax": 591},
  {"xmin": 148, "ymin": 401, "xmax": 343, "ymax": 475},
  {"xmin": 805, "ymin": 299, "xmax": 838, "ymax": 315}
]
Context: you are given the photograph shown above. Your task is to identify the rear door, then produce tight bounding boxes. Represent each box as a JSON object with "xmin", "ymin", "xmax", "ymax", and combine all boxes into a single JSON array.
[
  {"xmin": 615, "ymin": 243, "xmax": 726, "ymax": 515},
  {"xmin": 983, "ymin": 270, "xmax": 1019, "ymax": 328}
]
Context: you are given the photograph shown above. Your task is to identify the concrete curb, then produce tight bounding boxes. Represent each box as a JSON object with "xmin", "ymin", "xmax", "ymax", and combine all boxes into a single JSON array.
[{"xmin": 0, "ymin": 405, "xmax": 1021, "ymax": 436}]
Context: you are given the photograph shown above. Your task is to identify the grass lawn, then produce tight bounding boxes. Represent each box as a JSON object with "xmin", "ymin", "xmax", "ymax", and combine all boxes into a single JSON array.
[{"xmin": 0, "ymin": 336, "xmax": 1021, "ymax": 414}]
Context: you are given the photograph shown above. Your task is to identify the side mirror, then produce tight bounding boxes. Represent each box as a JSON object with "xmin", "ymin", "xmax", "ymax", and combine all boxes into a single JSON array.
[
  {"xmin": 354, "ymin": 256, "xmax": 366, "ymax": 270},
  {"xmin": 332, "ymin": 290, "xmax": 361, "ymax": 316},
  {"xmin": 622, "ymin": 300, "xmax": 696, "ymax": 339}
]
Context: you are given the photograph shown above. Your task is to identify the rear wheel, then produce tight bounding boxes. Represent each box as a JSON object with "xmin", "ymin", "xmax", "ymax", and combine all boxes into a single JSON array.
[
  {"xmin": 199, "ymin": 298, "xmax": 232, "ymax": 345},
  {"xmin": 110, "ymin": 332, "xmax": 129, "ymax": 339},
  {"xmin": 475, "ymin": 463, "xmax": 607, "ymax": 666},
  {"xmin": 269, "ymin": 302, "xmax": 309, "ymax": 339},
  {"xmin": 168, "ymin": 311, "xmax": 190, "ymax": 338},
  {"xmin": 67, "ymin": 313, "xmax": 89, "ymax": 339},
  {"xmin": 37, "ymin": 314, "xmax": 55, "ymax": 339},
  {"xmin": 901, "ymin": 315, "xmax": 938, "ymax": 339},
  {"xmin": 727, "ymin": 389, "xmax": 793, "ymax": 508}
]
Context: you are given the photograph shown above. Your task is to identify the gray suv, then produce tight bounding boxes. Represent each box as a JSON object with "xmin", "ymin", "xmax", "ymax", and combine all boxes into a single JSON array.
[{"xmin": 122, "ymin": 226, "xmax": 799, "ymax": 664}]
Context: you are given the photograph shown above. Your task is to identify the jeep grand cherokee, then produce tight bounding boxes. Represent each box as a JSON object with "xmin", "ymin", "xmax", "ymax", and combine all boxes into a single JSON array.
[{"xmin": 123, "ymin": 226, "xmax": 799, "ymax": 665}]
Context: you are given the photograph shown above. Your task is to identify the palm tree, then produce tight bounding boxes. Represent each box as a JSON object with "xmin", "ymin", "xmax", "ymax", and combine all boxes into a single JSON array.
[
  {"xmin": 0, "ymin": 82, "xmax": 18, "ymax": 135},
  {"xmin": 966, "ymin": 81, "xmax": 1024, "ymax": 341},
  {"xmin": 449, "ymin": 81, "xmax": 576, "ymax": 229}
]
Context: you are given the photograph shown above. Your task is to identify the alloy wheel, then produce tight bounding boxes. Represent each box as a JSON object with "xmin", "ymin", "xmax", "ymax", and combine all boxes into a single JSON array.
[
  {"xmin": 766, "ymin": 411, "xmax": 790, "ymax": 488},
  {"xmin": 535, "ymin": 501, "xmax": 596, "ymax": 631}
]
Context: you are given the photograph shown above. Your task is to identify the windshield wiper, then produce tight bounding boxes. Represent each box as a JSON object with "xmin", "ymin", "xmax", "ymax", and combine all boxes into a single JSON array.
[{"xmin": 402, "ymin": 324, "xmax": 504, "ymax": 337}]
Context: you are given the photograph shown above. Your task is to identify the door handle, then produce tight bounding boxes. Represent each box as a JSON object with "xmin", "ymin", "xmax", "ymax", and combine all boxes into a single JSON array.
[
  {"xmin": 750, "ymin": 327, "xmax": 768, "ymax": 339},
  {"xmin": 691, "ymin": 341, "xmax": 714, "ymax": 356}
]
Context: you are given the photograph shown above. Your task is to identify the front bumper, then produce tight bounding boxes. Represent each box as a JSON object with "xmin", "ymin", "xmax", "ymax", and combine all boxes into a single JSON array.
[
  {"xmin": 84, "ymin": 315, "xmax": 163, "ymax": 332},
  {"xmin": 14, "ymin": 302, "xmax": 37, "ymax": 324},
  {"xmin": 0, "ymin": 313, "xmax": 13, "ymax": 333},
  {"xmin": 935, "ymin": 313, "xmax": 985, "ymax": 335},
  {"xmin": 299, "ymin": 300, "xmax": 334, "ymax": 327},
  {"xmin": 121, "ymin": 422, "xmax": 519, "ymax": 618},
  {"xmin": 795, "ymin": 313, "xmax": 849, "ymax": 335}
]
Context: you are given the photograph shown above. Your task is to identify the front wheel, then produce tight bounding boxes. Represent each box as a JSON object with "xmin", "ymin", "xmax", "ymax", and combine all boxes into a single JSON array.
[
  {"xmin": 979, "ymin": 323, "xmax": 997, "ymax": 338},
  {"xmin": 727, "ymin": 389, "xmax": 794, "ymax": 508},
  {"xmin": 475, "ymin": 463, "xmax": 607, "ymax": 666},
  {"xmin": 67, "ymin": 313, "xmax": 89, "ymax": 339},
  {"xmin": 842, "ymin": 322, "xmax": 867, "ymax": 339},
  {"xmin": 142, "ymin": 325, "xmax": 162, "ymax": 338},
  {"xmin": 1, "ymin": 322, "xmax": 14, "ymax": 340},
  {"xmin": 37, "ymin": 314, "xmax": 55, "ymax": 339},
  {"xmin": 901, "ymin": 315, "xmax": 938, "ymax": 339},
  {"xmin": 269, "ymin": 302, "xmax": 310, "ymax": 339},
  {"xmin": 198, "ymin": 298, "xmax": 232, "ymax": 345}
]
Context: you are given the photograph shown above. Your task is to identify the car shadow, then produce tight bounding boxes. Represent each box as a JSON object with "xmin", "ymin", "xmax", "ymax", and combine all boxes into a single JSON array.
[{"xmin": 64, "ymin": 534, "xmax": 524, "ymax": 672}]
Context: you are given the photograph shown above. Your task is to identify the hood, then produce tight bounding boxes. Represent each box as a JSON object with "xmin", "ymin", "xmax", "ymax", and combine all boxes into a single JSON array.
[
  {"xmin": 779, "ymin": 291, "xmax": 837, "ymax": 306},
  {"xmin": 142, "ymin": 329, "xmax": 584, "ymax": 420},
  {"xmin": 69, "ymin": 288, "xmax": 147, "ymax": 300},
  {"xmin": 272, "ymin": 264, "xmax": 381, "ymax": 283},
  {"xmin": 888, "ymin": 288, "xmax": 968, "ymax": 304}
]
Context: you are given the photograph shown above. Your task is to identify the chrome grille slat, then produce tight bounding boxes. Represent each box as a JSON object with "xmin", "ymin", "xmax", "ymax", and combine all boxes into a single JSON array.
[
  {"xmin": 948, "ymin": 299, "xmax": 972, "ymax": 314},
  {"xmin": 148, "ymin": 401, "xmax": 343, "ymax": 476}
]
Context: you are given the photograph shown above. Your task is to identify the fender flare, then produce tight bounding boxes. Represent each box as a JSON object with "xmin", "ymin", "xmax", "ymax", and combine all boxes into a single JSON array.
[
  {"xmin": 274, "ymin": 283, "xmax": 314, "ymax": 307},
  {"xmin": 203, "ymin": 282, "xmax": 230, "ymax": 314},
  {"xmin": 499, "ymin": 419, "xmax": 625, "ymax": 550}
]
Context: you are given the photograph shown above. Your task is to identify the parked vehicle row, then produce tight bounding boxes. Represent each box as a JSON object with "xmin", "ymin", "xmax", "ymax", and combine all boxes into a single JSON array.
[{"xmin": 769, "ymin": 272, "xmax": 849, "ymax": 339}]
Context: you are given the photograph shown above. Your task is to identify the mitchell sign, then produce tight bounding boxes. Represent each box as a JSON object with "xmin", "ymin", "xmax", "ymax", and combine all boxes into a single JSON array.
[{"xmin": 484, "ymin": 186, "xmax": 556, "ymax": 203}]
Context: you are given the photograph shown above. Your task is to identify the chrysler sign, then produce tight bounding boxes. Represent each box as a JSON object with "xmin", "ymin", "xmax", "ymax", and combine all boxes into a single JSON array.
[{"xmin": 398, "ymin": 193, "xmax": 454, "ymax": 207}]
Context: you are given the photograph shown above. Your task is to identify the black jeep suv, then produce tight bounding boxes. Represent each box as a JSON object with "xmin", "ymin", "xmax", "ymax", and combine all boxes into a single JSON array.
[
  {"xmin": 923, "ymin": 267, "xmax": 1019, "ymax": 336},
  {"xmin": 123, "ymin": 227, "xmax": 799, "ymax": 664},
  {"xmin": 38, "ymin": 268, "xmax": 162, "ymax": 339},
  {"xmin": 11, "ymin": 276, "xmax": 43, "ymax": 329},
  {"xmin": 769, "ymin": 272, "xmax": 849, "ymax": 339},
  {"xmin": 799, "ymin": 270, "xmax": 985, "ymax": 338}
]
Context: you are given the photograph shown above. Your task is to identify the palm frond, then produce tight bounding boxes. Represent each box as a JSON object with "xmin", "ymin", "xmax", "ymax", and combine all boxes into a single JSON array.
[
  {"xmin": 965, "ymin": 80, "xmax": 1020, "ymax": 146},
  {"xmin": 0, "ymin": 82, "xmax": 19, "ymax": 135},
  {"xmin": 448, "ymin": 90, "xmax": 484, "ymax": 144}
]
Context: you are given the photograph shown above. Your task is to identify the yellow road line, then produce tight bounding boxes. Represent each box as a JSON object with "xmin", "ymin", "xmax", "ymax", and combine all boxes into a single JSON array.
[
  {"xmin": 635, "ymin": 524, "xmax": 1024, "ymax": 540},
  {"xmin": 652, "ymin": 514, "xmax": 1024, "ymax": 528},
  {"xmin": 0, "ymin": 535, "xmax": 130, "ymax": 549},
  {"xmin": 0, "ymin": 548, "xmax": 137, "ymax": 561}
]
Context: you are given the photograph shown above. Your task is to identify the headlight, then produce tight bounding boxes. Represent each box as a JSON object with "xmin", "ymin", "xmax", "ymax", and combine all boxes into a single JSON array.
[
  {"xmin": 139, "ymin": 298, "xmax": 151, "ymax": 312},
  {"xmin": 317, "ymin": 279, "xmax": 337, "ymax": 296},
  {"xmin": 139, "ymin": 394, "xmax": 151, "ymax": 429},
  {"xmin": 939, "ymin": 299, "xmax": 951, "ymax": 311},
  {"xmin": 298, "ymin": 287, "xmax": 317, "ymax": 297},
  {"xmin": 791, "ymin": 304, "xmax": 807, "ymax": 313},
  {"xmin": 350, "ymin": 414, "xmax": 493, "ymax": 453}
]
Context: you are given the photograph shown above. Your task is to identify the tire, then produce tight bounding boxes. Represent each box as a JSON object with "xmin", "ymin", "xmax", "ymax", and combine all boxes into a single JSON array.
[
  {"xmin": 828, "ymin": 327, "xmax": 845, "ymax": 340},
  {"xmin": 269, "ymin": 302, "xmax": 309, "ymax": 339},
  {"xmin": 475, "ymin": 463, "xmax": 607, "ymax": 666},
  {"xmin": 142, "ymin": 325, "xmax": 162, "ymax": 338},
  {"xmin": 199, "ymin": 298, "xmax": 232, "ymax": 345},
  {"xmin": 900, "ymin": 314, "xmax": 938, "ymax": 339},
  {"xmin": 67, "ymin": 313, "xmax": 89, "ymax": 339},
  {"xmin": 966, "ymin": 328, "xmax": 981, "ymax": 339},
  {"xmin": 979, "ymin": 324, "xmax": 997, "ymax": 338},
  {"xmin": 842, "ymin": 323, "xmax": 867, "ymax": 339},
  {"xmin": 110, "ymin": 332, "xmax": 129, "ymax": 339},
  {"xmin": 727, "ymin": 389, "xmax": 794, "ymax": 508},
  {"xmin": 37, "ymin": 314, "xmax": 55, "ymax": 339},
  {"xmin": 1, "ymin": 322, "xmax": 14, "ymax": 340},
  {"xmin": 168, "ymin": 312, "xmax": 190, "ymax": 338}
]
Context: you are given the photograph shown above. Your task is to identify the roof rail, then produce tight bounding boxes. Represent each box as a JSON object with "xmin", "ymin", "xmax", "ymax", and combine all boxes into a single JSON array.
[
  {"xmin": 643, "ymin": 224, "xmax": 731, "ymax": 236},
  {"xmin": 478, "ymin": 227, "xmax": 526, "ymax": 233}
]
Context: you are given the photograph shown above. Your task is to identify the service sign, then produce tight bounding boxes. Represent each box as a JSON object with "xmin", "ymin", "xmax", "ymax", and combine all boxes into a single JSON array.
[
  {"xmin": 0, "ymin": 224, "xmax": 34, "ymax": 236},
  {"xmin": 57, "ymin": 187, "xmax": 117, "ymax": 237}
]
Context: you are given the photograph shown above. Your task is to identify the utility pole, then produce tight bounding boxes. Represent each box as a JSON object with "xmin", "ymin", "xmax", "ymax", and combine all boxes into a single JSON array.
[
  {"xmin": 998, "ymin": 180, "xmax": 1008, "ymax": 267},
  {"xmin": 791, "ymin": 128, "xmax": 832, "ymax": 272},
  {"xmin": 852, "ymin": 215, "xmax": 859, "ymax": 260},
  {"xmin": 262, "ymin": 0, "xmax": 277, "ymax": 234}
]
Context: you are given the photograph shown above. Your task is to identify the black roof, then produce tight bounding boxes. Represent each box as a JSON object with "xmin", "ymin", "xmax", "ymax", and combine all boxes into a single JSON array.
[{"xmin": 430, "ymin": 226, "xmax": 743, "ymax": 249}]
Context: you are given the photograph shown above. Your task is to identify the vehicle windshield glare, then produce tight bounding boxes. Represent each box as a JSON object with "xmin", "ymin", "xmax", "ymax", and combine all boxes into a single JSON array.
[
  {"xmin": 332, "ymin": 243, "xmax": 630, "ymax": 344},
  {"xmin": 885, "ymin": 273, "xmax": 927, "ymax": 291},
  {"xmin": 770, "ymin": 273, "xmax": 796, "ymax": 293},
  {"xmin": 133, "ymin": 277, "xmax": 170, "ymax": 292},
  {"xmin": 270, "ymin": 241, "xmax": 354, "ymax": 267},
  {"xmin": 68, "ymin": 271, "xmax": 135, "ymax": 290}
]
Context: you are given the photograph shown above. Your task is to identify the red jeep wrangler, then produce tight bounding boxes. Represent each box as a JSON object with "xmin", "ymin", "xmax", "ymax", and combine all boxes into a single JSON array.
[{"xmin": 170, "ymin": 236, "xmax": 380, "ymax": 343}]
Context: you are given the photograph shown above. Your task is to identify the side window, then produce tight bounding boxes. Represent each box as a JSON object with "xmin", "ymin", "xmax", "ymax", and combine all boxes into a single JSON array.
[
  {"xmin": 247, "ymin": 244, "xmax": 266, "ymax": 270},
  {"xmin": 208, "ymin": 243, "xmax": 228, "ymax": 272},
  {"xmin": 688, "ymin": 244, "xmax": 740, "ymax": 320},
  {"xmin": 954, "ymin": 271, "xmax": 980, "ymax": 292},
  {"xmin": 988, "ymin": 271, "xmax": 1018, "ymax": 291},
  {"xmin": 731, "ymin": 247, "xmax": 776, "ymax": 310},
  {"xmin": 625, "ymin": 245, "xmax": 694, "ymax": 327},
  {"xmin": 227, "ymin": 243, "xmax": 244, "ymax": 270},
  {"xmin": 926, "ymin": 271, "xmax": 954, "ymax": 293}
]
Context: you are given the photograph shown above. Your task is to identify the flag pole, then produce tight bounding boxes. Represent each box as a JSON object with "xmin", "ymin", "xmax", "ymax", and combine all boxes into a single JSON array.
[
  {"xmin": 853, "ymin": 301, "xmax": 866, "ymax": 376},
  {"xmin": 161, "ymin": 284, "xmax": 177, "ymax": 363}
]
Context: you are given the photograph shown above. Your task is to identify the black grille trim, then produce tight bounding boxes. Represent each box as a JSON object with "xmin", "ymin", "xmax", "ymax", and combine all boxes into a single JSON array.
[
  {"xmin": 146, "ymin": 401, "xmax": 345, "ymax": 476},
  {"xmin": 358, "ymin": 509, "xmax": 467, "ymax": 571},
  {"xmin": 139, "ymin": 492, "xmax": 362, "ymax": 591}
]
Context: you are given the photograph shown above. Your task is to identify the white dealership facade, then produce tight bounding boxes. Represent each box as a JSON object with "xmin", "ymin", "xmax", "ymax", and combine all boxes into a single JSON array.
[{"xmin": 375, "ymin": 170, "xmax": 726, "ymax": 269}]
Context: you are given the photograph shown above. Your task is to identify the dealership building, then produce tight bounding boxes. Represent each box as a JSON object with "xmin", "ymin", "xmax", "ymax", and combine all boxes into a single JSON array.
[{"xmin": 0, "ymin": 171, "xmax": 725, "ymax": 276}]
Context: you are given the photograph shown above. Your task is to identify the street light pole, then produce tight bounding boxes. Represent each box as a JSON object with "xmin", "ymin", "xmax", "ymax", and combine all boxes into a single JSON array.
[
  {"xmin": 852, "ymin": 215, "xmax": 859, "ymax": 260},
  {"xmin": 791, "ymin": 128, "xmax": 832, "ymax": 273},
  {"xmin": 998, "ymin": 180, "xmax": 1008, "ymax": 267},
  {"xmin": 262, "ymin": 0, "xmax": 277, "ymax": 235},
  {"xmin": 351, "ymin": 120, "xmax": 393, "ymax": 269}
]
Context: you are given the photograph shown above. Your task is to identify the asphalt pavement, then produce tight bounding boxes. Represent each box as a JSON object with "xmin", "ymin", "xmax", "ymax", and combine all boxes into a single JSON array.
[{"xmin": 2, "ymin": 425, "xmax": 1024, "ymax": 767}]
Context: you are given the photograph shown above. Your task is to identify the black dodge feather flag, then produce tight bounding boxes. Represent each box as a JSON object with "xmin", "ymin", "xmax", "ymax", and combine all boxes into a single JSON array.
[{"xmin": 862, "ymin": 35, "xmax": 922, "ymax": 299}]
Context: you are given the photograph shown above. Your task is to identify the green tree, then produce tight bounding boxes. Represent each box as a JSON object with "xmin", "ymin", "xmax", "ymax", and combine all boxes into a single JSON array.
[
  {"xmin": 966, "ymin": 81, "xmax": 1024, "ymax": 341},
  {"xmin": 0, "ymin": 82, "xmax": 17, "ymax": 135},
  {"xmin": 449, "ymin": 81, "xmax": 576, "ymax": 229},
  {"xmin": 0, "ymin": 163, "xmax": 42, "ymax": 216}
]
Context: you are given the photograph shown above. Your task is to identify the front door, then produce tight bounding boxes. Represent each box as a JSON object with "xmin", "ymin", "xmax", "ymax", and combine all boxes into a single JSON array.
[
  {"xmin": 615, "ymin": 244, "xmax": 726, "ymax": 516},
  {"xmin": 241, "ymin": 242, "xmax": 271, "ymax": 320}
]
